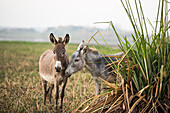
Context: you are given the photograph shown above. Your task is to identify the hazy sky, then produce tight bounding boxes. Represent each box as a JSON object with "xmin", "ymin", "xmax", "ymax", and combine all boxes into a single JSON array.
[{"xmin": 0, "ymin": 0, "xmax": 166, "ymax": 31}]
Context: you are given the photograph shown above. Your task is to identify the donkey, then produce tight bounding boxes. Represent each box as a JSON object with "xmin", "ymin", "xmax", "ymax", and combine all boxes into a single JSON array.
[
  {"xmin": 66, "ymin": 40, "xmax": 124, "ymax": 95},
  {"xmin": 39, "ymin": 33, "xmax": 70, "ymax": 111}
]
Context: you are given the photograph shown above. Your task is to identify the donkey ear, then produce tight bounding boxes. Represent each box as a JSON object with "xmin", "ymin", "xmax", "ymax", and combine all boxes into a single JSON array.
[
  {"xmin": 82, "ymin": 45, "xmax": 88, "ymax": 54},
  {"xmin": 63, "ymin": 34, "xmax": 70, "ymax": 45},
  {"xmin": 50, "ymin": 33, "xmax": 58, "ymax": 45},
  {"xmin": 77, "ymin": 40, "xmax": 84, "ymax": 51}
]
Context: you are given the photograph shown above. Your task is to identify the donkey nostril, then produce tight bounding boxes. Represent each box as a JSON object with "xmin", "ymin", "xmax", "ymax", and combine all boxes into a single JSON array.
[
  {"xmin": 55, "ymin": 67, "xmax": 61, "ymax": 72},
  {"xmin": 65, "ymin": 70, "xmax": 72, "ymax": 77},
  {"xmin": 65, "ymin": 71, "xmax": 68, "ymax": 75}
]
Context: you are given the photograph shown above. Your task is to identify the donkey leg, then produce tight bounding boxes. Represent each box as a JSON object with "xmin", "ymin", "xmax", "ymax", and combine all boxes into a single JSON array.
[
  {"xmin": 55, "ymin": 81, "xmax": 59, "ymax": 111},
  {"xmin": 95, "ymin": 82, "xmax": 101, "ymax": 95},
  {"xmin": 42, "ymin": 78, "xmax": 48, "ymax": 105},
  {"xmin": 49, "ymin": 84, "xmax": 54, "ymax": 104},
  {"xmin": 101, "ymin": 84, "xmax": 107, "ymax": 94},
  {"xmin": 60, "ymin": 78, "xmax": 68, "ymax": 111},
  {"xmin": 93, "ymin": 77, "xmax": 101, "ymax": 95}
]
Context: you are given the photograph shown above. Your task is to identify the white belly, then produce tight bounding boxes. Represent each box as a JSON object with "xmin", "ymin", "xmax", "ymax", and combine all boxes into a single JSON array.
[{"xmin": 40, "ymin": 73, "xmax": 54, "ymax": 83}]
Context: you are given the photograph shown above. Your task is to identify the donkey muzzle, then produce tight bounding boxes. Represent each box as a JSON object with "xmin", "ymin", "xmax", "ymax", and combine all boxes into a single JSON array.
[
  {"xmin": 65, "ymin": 70, "xmax": 72, "ymax": 77},
  {"xmin": 55, "ymin": 61, "xmax": 62, "ymax": 72}
]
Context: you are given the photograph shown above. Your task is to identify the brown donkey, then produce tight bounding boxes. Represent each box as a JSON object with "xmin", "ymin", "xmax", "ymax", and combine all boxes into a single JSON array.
[{"xmin": 39, "ymin": 33, "xmax": 70, "ymax": 111}]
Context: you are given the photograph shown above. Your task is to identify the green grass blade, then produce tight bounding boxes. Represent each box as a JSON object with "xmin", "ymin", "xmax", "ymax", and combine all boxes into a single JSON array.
[
  {"xmin": 138, "ymin": 0, "xmax": 149, "ymax": 40},
  {"xmin": 155, "ymin": 0, "xmax": 161, "ymax": 34}
]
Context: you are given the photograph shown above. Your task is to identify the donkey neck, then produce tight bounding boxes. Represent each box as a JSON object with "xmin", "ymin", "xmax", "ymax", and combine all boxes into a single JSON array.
[{"xmin": 84, "ymin": 51, "xmax": 104, "ymax": 74}]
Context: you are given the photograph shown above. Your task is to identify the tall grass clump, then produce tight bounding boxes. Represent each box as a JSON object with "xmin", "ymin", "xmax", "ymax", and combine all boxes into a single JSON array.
[{"xmin": 74, "ymin": 0, "xmax": 169, "ymax": 112}]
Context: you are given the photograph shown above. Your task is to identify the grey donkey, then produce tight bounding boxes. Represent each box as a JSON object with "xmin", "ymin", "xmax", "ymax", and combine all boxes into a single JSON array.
[{"xmin": 65, "ymin": 40, "xmax": 124, "ymax": 95}]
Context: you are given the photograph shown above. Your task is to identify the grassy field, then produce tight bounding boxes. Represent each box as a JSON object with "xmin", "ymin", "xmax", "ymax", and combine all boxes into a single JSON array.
[{"xmin": 0, "ymin": 41, "xmax": 121, "ymax": 112}]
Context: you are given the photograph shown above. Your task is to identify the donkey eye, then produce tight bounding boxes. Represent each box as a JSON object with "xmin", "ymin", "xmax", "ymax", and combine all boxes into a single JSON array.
[
  {"xmin": 61, "ymin": 52, "xmax": 65, "ymax": 57},
  {"xmin": 75, "ymin": 59, "xmax": 79, "ymax": 62}
]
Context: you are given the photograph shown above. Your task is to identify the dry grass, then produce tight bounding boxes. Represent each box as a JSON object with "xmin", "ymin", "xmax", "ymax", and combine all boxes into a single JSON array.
[{"xmin": 0, "ymin": 41, "xmax": 120, "ymax": 112}]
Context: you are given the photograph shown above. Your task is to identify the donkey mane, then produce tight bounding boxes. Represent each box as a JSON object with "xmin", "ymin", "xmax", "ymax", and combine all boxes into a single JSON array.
[
  {"xmin": 58, "ymin": 37, "xmax": 62, "ymax": 43},
  {"xmin": 88, "ymin": 47, "xmax": 98, "ymax": 53}
]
